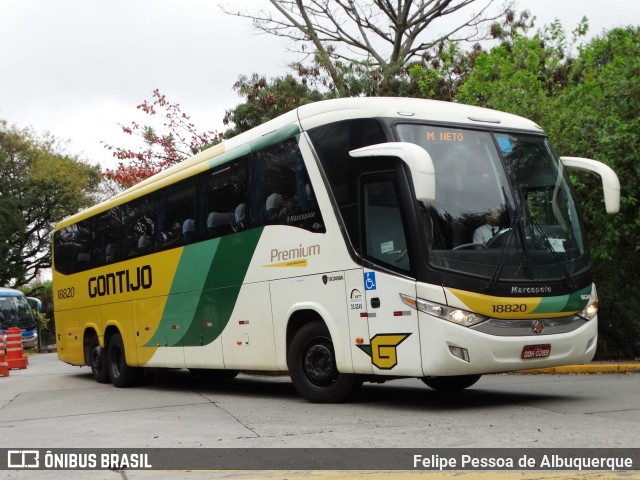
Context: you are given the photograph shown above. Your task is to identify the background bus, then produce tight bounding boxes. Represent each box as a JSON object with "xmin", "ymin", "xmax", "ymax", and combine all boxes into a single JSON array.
[
  {"xmin": 0, "ymin": 287, "xmax": 39, "ymax": 349},
  {"xmin": 52, "ymin": 97, "xmax": 619, "ymax": 402}
]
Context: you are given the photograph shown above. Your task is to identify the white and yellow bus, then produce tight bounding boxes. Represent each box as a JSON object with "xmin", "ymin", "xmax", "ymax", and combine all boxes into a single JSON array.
[{"xmin": 53, "ymin": 97, "xmax": 620, "ymax": 402}]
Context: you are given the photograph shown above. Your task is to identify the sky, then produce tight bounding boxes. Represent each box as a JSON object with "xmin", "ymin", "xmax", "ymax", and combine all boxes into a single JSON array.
[{"xmin": 1, "ymin": 0, "xmax": 639, "ymax": 170}]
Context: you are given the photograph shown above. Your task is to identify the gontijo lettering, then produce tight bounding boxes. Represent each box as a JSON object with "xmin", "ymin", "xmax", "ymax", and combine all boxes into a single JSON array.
[{"xmin": 88, "ymin": 265, "xmax": 152, "ymax": 298}]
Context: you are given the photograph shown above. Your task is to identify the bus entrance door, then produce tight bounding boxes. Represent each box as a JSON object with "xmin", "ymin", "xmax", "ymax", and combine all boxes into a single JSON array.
[{"xmin": 361, "ymin": 271, "xmax": 422, "ymax": 377}]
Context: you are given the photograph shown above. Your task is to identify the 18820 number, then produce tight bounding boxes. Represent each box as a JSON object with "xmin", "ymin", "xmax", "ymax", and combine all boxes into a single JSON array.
[
  {"xmin": 492, "ymin": 303, "xmax": 527, "ymax": 313},
  {"xmin": 57, "ymin": 287, "xmax": 75, "ymax": 300}
]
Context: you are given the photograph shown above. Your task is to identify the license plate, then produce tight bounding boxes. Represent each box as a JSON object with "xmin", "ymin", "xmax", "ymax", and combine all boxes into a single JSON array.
[{"xmin": 521, "ymin": 344, "xmax": 551, "ymax": 359}]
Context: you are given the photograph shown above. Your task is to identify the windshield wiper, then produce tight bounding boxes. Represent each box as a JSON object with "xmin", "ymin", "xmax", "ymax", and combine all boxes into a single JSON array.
[
  {"xmin": 530, "ymin": 216, "xmax": 577, "ymax": 289},
  {"xmin": 484, "ymin": 187, "xmax": 533, "ymax": 291}
]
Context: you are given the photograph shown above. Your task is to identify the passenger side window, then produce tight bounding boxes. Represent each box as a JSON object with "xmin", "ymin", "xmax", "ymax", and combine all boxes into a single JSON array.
[
  {"xmin": 158, "ymin": 179, "xmax": 197, "ymax": 249},
  {"xmin": 124, "ymin": 196, "xmax": 156, "ymax": 258},
  {"xmin": 94, "ymin": 208, "xmax": 122, "ymax": 266},
  {"xmin": 307, "ymin": 119, "xmax": 387, "ymax": 247},
  {"xmin": 53, "ymin": 220, "xmax": 93, "ymax": 274},
  {"xmin": 361, "ymin": 174, "xmax": 411, "ymax": 273},
  {"xmin": 256, "ymin": 138, "xmax": 325, "ymax": 233},
  {"xmin": 203, "ymin": 161, "xmax": 247, "ymax": 239}
]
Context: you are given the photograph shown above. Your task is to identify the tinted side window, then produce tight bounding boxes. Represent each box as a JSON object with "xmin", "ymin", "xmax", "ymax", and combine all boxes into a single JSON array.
[
  {"xmin": 158, "ymin": 179, "xmax": 197, "ymax": 248},
  {"xmin": 203, "ymin": 161, "xmax": 248, "ymax": 238},
  {"xmin": 93, "ymin": 208, "xmax": 122, "ymax": 266},
  {"xmin": 124, "ymin": 196, "xmax": 156, "ymax": 258},
  {"xmin": 308, "ymin": 119, "xmax": 387, "ymax": 206},
  {"xmin": 256, "ymin": 138, "xmax": 325, "ymax": 233},
  {"xmin": 53, "ymin": 220, "xmax": 93, "ymax": 274},
  {"xmin": 53, "ymin": 137, "xmax": 330, "ymax": 274},
  {"xmin": 307, "ymin": 119, "xmax": 387, "ymax": 247}
]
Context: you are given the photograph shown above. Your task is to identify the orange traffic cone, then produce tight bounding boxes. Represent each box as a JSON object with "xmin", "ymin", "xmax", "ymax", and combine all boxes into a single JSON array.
[
  {"xmin": 5, "ymin": 327, "xmax": 28, "ymax": 369},
  {"xmin": 0, "ymin": 335, "xmax": 9, "ymax": 377}
]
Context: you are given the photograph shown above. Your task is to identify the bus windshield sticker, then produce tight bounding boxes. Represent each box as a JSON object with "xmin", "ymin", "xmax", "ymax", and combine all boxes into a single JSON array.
[
  {"xmin": 497, "ymin": 136, "xmax": 513, "ymax": 153},
  {"xmin": 380, "ymin": 241, "xmax": 394, "ymax": 253}
]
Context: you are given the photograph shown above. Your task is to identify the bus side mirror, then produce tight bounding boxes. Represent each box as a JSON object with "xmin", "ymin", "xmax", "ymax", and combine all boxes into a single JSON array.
[
  {"xmin": 350, "ymin": 142, "xmax": 436, "ymax": 202},
  {"xmin": 560, "ymin": 157, "xmax": 621, "ymax": 214}
]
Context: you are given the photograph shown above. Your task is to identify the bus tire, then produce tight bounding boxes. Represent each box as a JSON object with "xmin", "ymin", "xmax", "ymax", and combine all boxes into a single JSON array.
[
  {"xmin": 107, "ymin": 332, "xmax": 140, "ymax": 388},
  {"xmin": 86, "ymin": 333, "xmax": 109, "ymax": 384},
  {"xmin": 287, "ymin": 321, "xmax": 362, "ymax": 403},
  {"xmin": 421, "ymin": 374, "xmax": 481, "ymax": 391}
]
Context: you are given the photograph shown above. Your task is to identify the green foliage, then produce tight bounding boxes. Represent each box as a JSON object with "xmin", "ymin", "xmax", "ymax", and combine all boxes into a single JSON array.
[
  {"xmin": 0, "ymin": 122, "xmax": 101, "ymax": 286},
  {"xmin": 223, "ymin": 74, "xmax": 326, "ymax": 138},
  {"xmin": 405, "ymin": 9, "xmax": 534, "ymax": 102},
  {"xmin": 407, "ymin": 42, "xmax": 477, "ymax": 101},
  {"xmin": 456, "ymin": 33, "xmax": 564, "ymax": 122},
  {"xmin": 549, "ymin": 27, "xmax": 640, "ymax": 358},
  {"xmin": 552, "ymin": 27, "xmax": 640, "ymax": 247}
]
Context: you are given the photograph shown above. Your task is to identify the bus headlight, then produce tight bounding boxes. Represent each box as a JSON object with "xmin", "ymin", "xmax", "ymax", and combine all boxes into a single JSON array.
[
  {"xmin": 578, "ymin": 298, "xmax": 598, "ymax": 321},
  {"xmin": 400, "ymin": 294, "xmax": 488, "ymax": 327},
  {"xmin": 440, "ymin": 306, "xmax": 488, "ymax": 327},
  {"xmin": 577, "ymin": 285, "xmax": 598, "ymax": 321}
]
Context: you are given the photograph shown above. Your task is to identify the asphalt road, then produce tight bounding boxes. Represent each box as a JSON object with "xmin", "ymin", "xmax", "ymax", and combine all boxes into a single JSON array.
[{"xmin": 1, "ymin": 353, "xmax": 639, "ymax": 479}]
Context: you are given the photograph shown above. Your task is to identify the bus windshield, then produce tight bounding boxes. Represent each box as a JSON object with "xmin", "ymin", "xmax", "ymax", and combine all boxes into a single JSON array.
[
  {"xmin": 395, "ymin": 124, "xmax": 589, "ymax": 282},
  {"xmin": 0, "ymin": 294, "xmax": 37, "ymax": 330}
]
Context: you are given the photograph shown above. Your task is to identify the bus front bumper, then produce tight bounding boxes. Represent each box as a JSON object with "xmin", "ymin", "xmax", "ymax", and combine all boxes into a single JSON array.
[{"xmin": 419, "ymin": 313, "xmax": 598, "ymax": 377}]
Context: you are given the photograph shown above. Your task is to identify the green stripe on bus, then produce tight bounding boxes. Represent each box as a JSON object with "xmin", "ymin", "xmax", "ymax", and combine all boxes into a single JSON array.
[
  {"xmin": 145, "ymin": 228, "xmax": 264, "ymax": 348},
  {"xmin": 207, "ymin": 124, "xmax": 301, "ymax": 170},
  {"xmin": 180, "ymin": 227, "xmax": 263, "ymax": 346},
  {"xmin": 530, "ymin": 285, "xmax": 591, "ymax": 314}
]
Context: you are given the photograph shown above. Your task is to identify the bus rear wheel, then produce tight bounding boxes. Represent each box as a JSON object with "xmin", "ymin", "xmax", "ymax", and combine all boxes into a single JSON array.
[
  {"xmin": 287, "ymin": 321, "xmax": 361, "ymax": 403},
  {"xmin": 107, "ymin": 332, "xmax": 140, "ymax": 388},
  {"xmin": 421, "ymin": 374, "xmax": 481, "ymax": 391},
  {"xmin": 86, "ymin": 333, "xmax": 109, "ymax": 384}
]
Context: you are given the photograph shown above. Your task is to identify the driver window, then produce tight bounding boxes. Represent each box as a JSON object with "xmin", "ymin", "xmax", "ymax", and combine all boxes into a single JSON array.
[{"xmin": 361, "ymin": 174, "xmax": 411, "ymax": 273}]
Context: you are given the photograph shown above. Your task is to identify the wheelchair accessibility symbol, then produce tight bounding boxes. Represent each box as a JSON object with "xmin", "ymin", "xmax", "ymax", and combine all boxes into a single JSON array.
[{"xmin": 364, "ymin": 272, "xmax": 377, "ymax": 291}]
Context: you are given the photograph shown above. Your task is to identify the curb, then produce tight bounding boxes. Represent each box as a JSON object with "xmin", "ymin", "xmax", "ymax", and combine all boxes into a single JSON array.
[{"xmin": 516, "ymin": 363, "xmax": 640, "ymax": 374}]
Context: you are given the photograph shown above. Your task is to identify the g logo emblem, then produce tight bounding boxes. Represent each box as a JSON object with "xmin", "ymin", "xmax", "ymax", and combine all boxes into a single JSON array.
[{"xmin": 357, "ymin": 333, "xmax": 411, "ymax": 369}]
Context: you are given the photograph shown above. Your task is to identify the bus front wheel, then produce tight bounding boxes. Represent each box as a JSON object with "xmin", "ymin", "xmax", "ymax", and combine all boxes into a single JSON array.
[
  {"xmin": 421, "ymin": 374, "xmax": 481, "ymax": 391},
  {"xmin": 287, "ymin": 321, "xmax": 362, "ymax": 403},
  {"xmin": 107, "ymin": 332, "xmax": 140, "ymax": 388}
]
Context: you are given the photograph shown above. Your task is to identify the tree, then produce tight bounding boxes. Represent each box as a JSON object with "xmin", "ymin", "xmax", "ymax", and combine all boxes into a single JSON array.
[
  {"xmin": 0, "ymin": 121, "xmax": 101, "ymax": 287},
  {"xmin": 455, "ymin": 16, "xmax": 580, "ymax": 122},
  {"xmin": 407, "ymin": 9, "xmax": 533, "ymax": 101},
  {"xmin": 223, "ymin": 0, "xmax": 513, "ymax": 97},
  {"xmin": 223, "ymin": 73, "xmax": 327, "ymax": 138},
  {"xmin": 548, "ymin": 27, "xmax": 640, "ymax": 359},
  {"xmin": 102, "ymin": 89, "xmax": 223, "ymax": 189}
]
